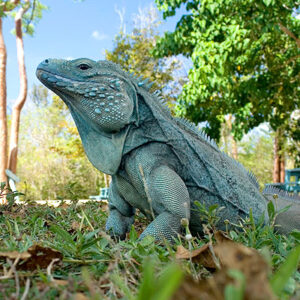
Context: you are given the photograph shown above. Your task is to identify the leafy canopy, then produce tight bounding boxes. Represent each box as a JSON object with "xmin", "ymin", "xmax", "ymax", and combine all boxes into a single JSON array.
[
  {"xmin": 106, "ymin": 5, "xmax": 185, "ymax": 106},
  {"xmin": 154, "ymin": 0, "xmax": 300, "ymax": 140},
  {"xmin": 0, "ymin": 0, "xmax": 48, "ymax": 36}
]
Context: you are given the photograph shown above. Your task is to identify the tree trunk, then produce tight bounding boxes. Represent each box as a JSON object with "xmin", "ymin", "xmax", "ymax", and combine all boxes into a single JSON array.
[
  {"xmin": 280, "ymin": 155, "xmax": 285, "ymax": 183},
  {"xmin": 273, "ymin": 130, "xmax": 285, "ymax": 183},
  {"xmin": 0, "ymin": 18, "xmax": 8, "ymax": 185},
  {"xmin": 231, "ymin": 137, "xmax": 238, "ymax": 160},
  {"xmin": 8, "ymin": 2, "xmax": 29, "ymax": 173},
  {"xmin": 226, "ymin": 114, "xmax": 238, "ymax": 159},
  {"xmin": 104, "ymin": 174, "xmax": 111, "ymax": 188},
  {"xmin": 273, "ymin": 132, "xmax": 280, "ymax": 183}
]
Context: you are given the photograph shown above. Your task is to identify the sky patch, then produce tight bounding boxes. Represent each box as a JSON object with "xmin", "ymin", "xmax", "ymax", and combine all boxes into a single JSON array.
[{"xmin": 91, "ymin": 30, "xmax": 108, "ymax": 41}]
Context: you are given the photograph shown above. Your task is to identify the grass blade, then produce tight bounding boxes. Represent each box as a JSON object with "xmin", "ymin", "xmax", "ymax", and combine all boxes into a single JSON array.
[{"xmin": 270, "ymin": 244, "xmax": 300, "ymax": 296}]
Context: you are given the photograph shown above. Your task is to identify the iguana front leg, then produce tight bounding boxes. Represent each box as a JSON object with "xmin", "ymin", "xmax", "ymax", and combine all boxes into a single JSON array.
[
  {"xmin": 105, "ymin": 177, "xmax": 135, "ymax": 240},
  {"xmin": 139, "ymin": 165, "xmax": 191, "ymax": 241}
]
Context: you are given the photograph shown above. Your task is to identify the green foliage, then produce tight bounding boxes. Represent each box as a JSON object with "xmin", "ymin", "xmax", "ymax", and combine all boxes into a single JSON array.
[
  {"xmin": 0, "ymin": 181, "xmax": 23, "ymax": 208},
  {"xmin": 105, "ymin": 5, "xmax": 186, "ymax": 107},
  {"xmin": 224, "ymin": 269, "xmax": 245, "ymax": 300},
  {"xmin": 282, "ymin": 111, "xmax": 300, "ymax": 167},
  {"xmin": 270, "ymin": 244, "xmax": 300, "ymax": 297},
  {"xmin": 194, "ymin": 201, "xmax": 224, "ymax": 229},
  {"xmin": 0, "ymin": 0, "xmax": 48, "ymax": 35},
  {"xmin": 17, "ymin": 85, "xmax": 104, "ymax": 200},
  {"xmin": 237, "ymin": 131, "xmax": 274, "ymax": 188},
  {"xmin": 136, "ymin": 259, "xmax": 183, "ymax": 300},
  {"xmin": 154, "ymin": 0, "xmax": 300, "ymax": 141}
]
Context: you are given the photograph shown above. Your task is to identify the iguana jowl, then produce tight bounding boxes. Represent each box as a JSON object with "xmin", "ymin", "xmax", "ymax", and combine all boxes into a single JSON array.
[{"xmin": 36, "ymin": 58, "xmax": 300, "ymax": 240}]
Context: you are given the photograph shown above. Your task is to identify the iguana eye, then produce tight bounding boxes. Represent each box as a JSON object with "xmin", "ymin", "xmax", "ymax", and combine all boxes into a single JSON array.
[{"xmin": 78, "ymin": 63, "xmax": 91, "ymax": 70}]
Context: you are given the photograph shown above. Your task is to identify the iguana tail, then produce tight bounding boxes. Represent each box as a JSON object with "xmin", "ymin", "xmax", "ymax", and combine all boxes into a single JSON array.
[{"xmin": 263, "ymin": 186, "xmax": 300, "ymax": 234}]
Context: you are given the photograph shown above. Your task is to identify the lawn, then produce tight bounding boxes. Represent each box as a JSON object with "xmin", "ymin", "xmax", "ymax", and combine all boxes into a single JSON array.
[{"xmin": 0, "ymin": 194, "xmax": 299, "ymax": 300}]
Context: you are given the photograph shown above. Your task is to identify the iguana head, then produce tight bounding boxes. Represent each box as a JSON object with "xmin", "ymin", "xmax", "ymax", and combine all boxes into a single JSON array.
[
  {"xmin": 36, "ymin": 58, "xmax": 136, "ymax": 133},
  {"xmin": 36, "ymin": 58, "xmax": 141, "ymax": 174}
]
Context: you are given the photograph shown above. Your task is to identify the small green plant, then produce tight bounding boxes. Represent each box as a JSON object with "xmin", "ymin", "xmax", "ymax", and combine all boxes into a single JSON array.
[
  {"xmin": 194, "ymin": 201, "xmax": 224, "ymax": 230},
  {"xmin": 0, "ymin": 181, "xmax": 23, "ymax": 209}
]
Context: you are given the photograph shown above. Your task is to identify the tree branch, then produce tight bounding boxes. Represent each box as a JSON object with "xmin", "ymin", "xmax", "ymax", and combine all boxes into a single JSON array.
[
  {"xmin": 279, "ymin": 23, "xmax": 300, "ymax": 48},
  {"xmin": 2, "ymin": 0, "xmax": 20, "ymax": 12},
  {"xmin": 8, "ymin": 0, "xmax": 30, "ymax": 173}
]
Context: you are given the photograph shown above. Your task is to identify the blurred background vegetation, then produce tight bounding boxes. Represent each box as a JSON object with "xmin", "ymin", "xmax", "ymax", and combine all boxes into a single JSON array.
[{"xmin": 1, "ymin": 1, "xmax": 298, "ymax": 199}]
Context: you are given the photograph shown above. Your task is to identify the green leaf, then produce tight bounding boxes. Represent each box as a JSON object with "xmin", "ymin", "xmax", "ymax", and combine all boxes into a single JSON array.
[
  {"xmin": 154, "ymin": 263, "xmax": 183, "ymax": 300},
  {"xmin": 209, "ymin": 204, "xmax": 219, "ymax": 213},
  {"xmin": 50, "ymin": 225, "xmax": 76, "ymax": 246},
  {"xmin": 137, "ymin": 260, "xmax": 183, "ymax": 300},
  {"xmin": 0, "ymin": 182, "xmax": 6, "ymax": 190},
  {"xmin": 290, "ymin": 230, "xmax": 300, "ymax": 242},
  {"xmin": 140, "ymin": 235, "xmax": 155, "ymax": 247},
  {"xmin": 136, "ymin": 259, "xmax": 156, "ymax": 300},
  {"xmin": 81, "ymin": 237, "xmax": 103, "ymax": 251},
  {"xmin": 263, "ymin": 0, "xmax": 272, "ymax": 6},
  {"xmin": 267, "ymin": 200, "xmax": 275, "ymax": 221},
  {"xmin": 270, "ymin": 245, "xmax": 300, "ymax": 296},
  {"xmin": 277, "ymin": 204, "xmax": 292, "ymax": 215},
  {"xmin": 225, "ymin": 269, "xmax": 245, "ymax": 300},
  {"xmin": 129, "ymin": 225, "xmax": 138, "ymax": 242},
  {"xmin": 111, "ymin": 271, "xmax": 135, "ymax": 300}
]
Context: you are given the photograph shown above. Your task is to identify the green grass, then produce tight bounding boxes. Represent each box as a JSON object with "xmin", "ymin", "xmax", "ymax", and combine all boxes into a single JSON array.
[{"xmin": 0, "ymin": 198, "xmax": 299, "ymax": 299}]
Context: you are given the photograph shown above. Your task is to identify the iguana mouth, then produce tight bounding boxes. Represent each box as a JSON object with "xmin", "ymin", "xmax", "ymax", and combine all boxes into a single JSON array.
[{"xmin": 36, "ymin": 69, "xmax": 85, "ymax": 85}]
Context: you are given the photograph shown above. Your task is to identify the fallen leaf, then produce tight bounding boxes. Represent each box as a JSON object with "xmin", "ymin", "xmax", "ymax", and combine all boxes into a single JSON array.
[
  {"xmin": 71, "ymin": 221, "xmax": 81, "ymax": 231},
  {"xmin": 176, "ymin": 244, "xmax": 209, "ymax": 259},
  {"xmin": 214, "ymin": 230, "xmax": 232, "ymax": 243},
  {"xmin": 18, "ymin": 244, "xmax": 63, "ymax": 271},
  {"xmin": 73, "ymin": 292, "xmax": 89, "ymax": 300},
  {"xmin": 172, "ymin": 274, "xmax": 225, "ymax": 300},
  {"xmin": 51, "ymin": 279, "xmax": 69, "ymax": 286},
  {"xmin": 0, "ymin": 251, "xmax": 31, "ymax": 260},
  {"xmin": 59, "ymin": 202, "xmax": 70, "ymax": 209},
  {"xmin": 173, "ymin": 240, "xmax": 275, "ymax": 300},
  {"xmin": 176, "ymin": 244, "xmax": 217, "ymax": 268},
  {"xmin": 214, "ymin": 242, "xmax": 274, "ymax": 300}
]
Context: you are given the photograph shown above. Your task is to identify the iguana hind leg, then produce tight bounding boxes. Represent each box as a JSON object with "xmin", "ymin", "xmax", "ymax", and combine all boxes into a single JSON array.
[{"xmin": 139, "ymin": 211, "xmax": 184, "ymax": 240}]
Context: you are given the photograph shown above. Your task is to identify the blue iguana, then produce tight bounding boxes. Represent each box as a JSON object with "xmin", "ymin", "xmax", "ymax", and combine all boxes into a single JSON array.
[{"xmin": 36, "ymin": 58, "xmax": 300, "ymax": 241}]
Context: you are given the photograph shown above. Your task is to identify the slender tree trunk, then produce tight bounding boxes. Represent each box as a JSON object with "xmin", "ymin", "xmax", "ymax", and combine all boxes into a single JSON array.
[
  {"xmin": 8, "ymin": 2, "xmax": 30, "ymax": 173},
  {"xmin": 280, "ymin": 155, "xmax": 285, "ymax": 183},
  {"xmin": 104, "ymin": 174, "xmax": 111, "ymax": 188},
  {"xmin": 231, "ymin": 137, "xmax": 238, "ymax": 160},
  {"xmin": 273, "ymin": 130, "xmax": 285, "ymax": 183},
  {"xmin": 273, "ymin": 132, "xmax": 280, "ymax": 183},
  {"xmin": 0, "ymin": 18, "xmax": 8, "ymax": 184},
  {"xmin": 227, "ymin": 114, "xmax": 238, "ymax": 159}
]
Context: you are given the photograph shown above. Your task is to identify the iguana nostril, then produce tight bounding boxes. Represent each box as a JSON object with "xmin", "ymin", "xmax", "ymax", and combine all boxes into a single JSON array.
[{"xmin": 44, "ymin": 59, "xmax": 49, "ymax": 64}]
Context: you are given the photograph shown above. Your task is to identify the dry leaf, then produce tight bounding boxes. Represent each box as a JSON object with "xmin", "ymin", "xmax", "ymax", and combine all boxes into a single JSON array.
[
  {"xmin": 176, "ymin": 244, "xmax": 217, "ymax": 268},
  {"xmin": 173, "ymin": 240, "xmax": 275, "ymax": 300},
  {"xmin": 73, "ymin": 292, "xmax": 89, "ymax": 300},
  {"xmin": 51, "ymin": 279, "xmax": 69, "ymax": 286},
  {"xmin": 176, "ymin": 244, "xmax": 209, "ymax": 259},
  {"xmin": 71, "ymin": 221, "xmax": 81, "ymax": 231},
  {"xmin": 18, "ymin": 244, "xmax": 63, "ymax": 271},
  {"xmin": 172, "ymin": 274, "xmax": 225, "ymax": 300},
  {"xmin": 214, "ymin": 242, "xmax": 274, "ymax": 300},
  {"xmin": 0, "ymin": 251, "xmax": 31, "ymax": 260},
  {"xmin": 214, "ymin": 230, "xmax": 232, "ymax": 243},
  {"xmin": 59, "ymin": 203, "xmax": 70, "ymax": 209}
]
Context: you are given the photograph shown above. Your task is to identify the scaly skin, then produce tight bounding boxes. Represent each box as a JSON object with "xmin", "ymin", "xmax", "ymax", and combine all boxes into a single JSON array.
[{"xmin": 36, "ymin": 58, "xmax": 299, "ymax": 240}]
